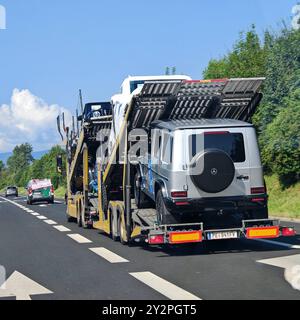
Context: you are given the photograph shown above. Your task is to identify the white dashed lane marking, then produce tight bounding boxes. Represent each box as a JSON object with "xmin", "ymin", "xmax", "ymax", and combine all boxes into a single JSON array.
[
  {"xmin": 130, "ymin": 272, "xmax": 202, "ymax": 300},
  {"xmin": 53, "ymin": 225, "xmax": 71, "ymax": 232},
  {"xmin": 67, "ymin": 234, "xmax": 92, "ymax": 244},
  {"xmin": 36, "ymin": 216, "xmax": 47, "ymax": 220},
  {"xmin": 39, "ymin": 205, "xmax": 47, "ymax": 207},
  {"xmin": 89, "ymin": 248, "xmax": 129, "ymax": 263},
  {"xmin": 30, "ymin": 212, "xmax": 40, "ymax": 216},
  {"xmin": 44, "ymin": 220, "xmax": 57, "ymax": 225}
]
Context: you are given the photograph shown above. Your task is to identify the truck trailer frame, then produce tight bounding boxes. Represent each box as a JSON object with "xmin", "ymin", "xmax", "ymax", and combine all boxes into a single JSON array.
[{"xmin": 57, "ymin": 78, "xmax": 296, "ymax": 246}]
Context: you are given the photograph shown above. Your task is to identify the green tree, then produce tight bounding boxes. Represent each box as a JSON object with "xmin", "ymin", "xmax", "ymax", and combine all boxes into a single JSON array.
[
  {"xmin": 7, "ymin": 143, "xmax": 34, "ymax": 186},
  {"xmin": 203, "ymin": 25, "xmax": 267, "ymax": 79},
  {"xmin": 0, "ymin": 160, "xmax": 4, "ymax": 172},
  {"xmin": 261, "ymin": 88, "xmax": 300, "ymax": 186},
  {"xmin": 28, "ymin": 146, "xmax": 66, "ymax": 189},
  {"xmin": 254, "ymin": 29, "xmax": 300, "ymax": 133}
]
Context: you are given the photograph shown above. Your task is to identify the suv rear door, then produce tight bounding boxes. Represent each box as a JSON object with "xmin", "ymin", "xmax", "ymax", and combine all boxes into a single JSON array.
[{"xmin": 186, "ymin": 128, "xmax": 251, "ymax": 198}]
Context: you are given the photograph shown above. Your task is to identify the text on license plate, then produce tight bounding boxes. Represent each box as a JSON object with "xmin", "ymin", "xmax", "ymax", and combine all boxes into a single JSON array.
[{"xmin": 207, "ymin": 231, "xmax": 239, "ymax": 240}]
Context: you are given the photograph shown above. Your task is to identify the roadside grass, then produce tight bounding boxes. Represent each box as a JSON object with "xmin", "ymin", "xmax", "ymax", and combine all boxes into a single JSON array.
[
  {"xmin": 1, "ymin": 186, "xmax": 66, "ymax": 199},
  {"xmin": 17, "ymin": 187, "xmax": 27, "ymax": 196},
  {"xmin": 266, "ymin": 175, "xmax": 300, "ymax": 219},
  {"xmin": 54, "ymin": 186, "xmax": 66, "ymax": 199}
]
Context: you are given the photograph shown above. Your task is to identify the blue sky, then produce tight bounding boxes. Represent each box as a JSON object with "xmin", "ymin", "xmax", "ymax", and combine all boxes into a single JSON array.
[{"xmin": 0, "ymin": 0, "xmax": 298, "ymax": 152}]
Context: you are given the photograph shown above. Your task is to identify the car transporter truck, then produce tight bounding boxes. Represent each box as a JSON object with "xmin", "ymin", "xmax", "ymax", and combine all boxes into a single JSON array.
[{"xmin": 56, "ymin": 75, "xmax": 295, "ymax": 246}]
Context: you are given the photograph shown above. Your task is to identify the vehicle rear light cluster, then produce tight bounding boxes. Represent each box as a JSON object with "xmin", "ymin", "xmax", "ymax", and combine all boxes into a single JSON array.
[
  {"xmin": 169, "ymin": 231, "xmax": 202, "ymax": 244},
  {"xmin": 246, "ymin": 226, "xmax": 280, "ymax": 239},
  {"xmin": 251, "ymin": 187, "xmax": 266, "ymax": 195},
  {"xmin": 281, "ymin": 227, "xmax": 296, "ymax": 237},
  {"xmin": 148, "ymin": 235, "xmax": 165, "ymax": 245},
  {"xmin": 50, "ymin": 186, "xmax": 54, "ymax": 194},
  {"xmin": 171, "ymin": 191, "xmax": 187, "ymax": 198},
  {"xmin": 175, "ymin": 201, "xmax": 190, "ymax": 206}
]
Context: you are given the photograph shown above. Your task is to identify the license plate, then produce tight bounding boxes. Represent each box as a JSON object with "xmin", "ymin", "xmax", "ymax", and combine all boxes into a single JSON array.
[{"xmin": 207, "ymin": 231, "xmax": 239, "ymax": 240}]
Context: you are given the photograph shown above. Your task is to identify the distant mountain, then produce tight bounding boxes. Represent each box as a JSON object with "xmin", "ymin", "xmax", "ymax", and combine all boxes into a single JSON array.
[{"xmin": 0, "ymin": 150, "xmax": 49, "ymax": 165}]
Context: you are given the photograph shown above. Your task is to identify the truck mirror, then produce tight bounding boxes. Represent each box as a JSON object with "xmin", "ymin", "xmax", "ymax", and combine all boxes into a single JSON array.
[{"xmin": 77, "ymin": 115, "xmax": 83, "ymax": 122}]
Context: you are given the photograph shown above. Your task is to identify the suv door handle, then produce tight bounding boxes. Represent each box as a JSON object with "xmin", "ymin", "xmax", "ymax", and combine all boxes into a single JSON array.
[{"xmin": 237, "ymin": 175, "xmax": 249, "ymax": 180}]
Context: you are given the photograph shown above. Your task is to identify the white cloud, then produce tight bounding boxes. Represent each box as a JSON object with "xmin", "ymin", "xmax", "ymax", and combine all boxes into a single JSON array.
[
  {"xmin": 0, "ymin": 89, "xmax": 71, "ymax": 152},
  {"xmin": 292, "ymin": 4, "xmax": 300, "ymax": 30}
]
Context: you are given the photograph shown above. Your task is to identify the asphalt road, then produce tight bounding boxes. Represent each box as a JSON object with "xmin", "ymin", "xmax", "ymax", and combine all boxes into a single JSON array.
[{"xmin": 0, "ymin": 195, "xmax": 300, "ymax": 300}]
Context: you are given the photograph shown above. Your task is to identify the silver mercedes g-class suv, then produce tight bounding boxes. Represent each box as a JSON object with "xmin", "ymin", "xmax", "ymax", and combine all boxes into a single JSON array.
[{"xmin": 135, "ymin": 118, "xmax": 268, "ymax": 229}]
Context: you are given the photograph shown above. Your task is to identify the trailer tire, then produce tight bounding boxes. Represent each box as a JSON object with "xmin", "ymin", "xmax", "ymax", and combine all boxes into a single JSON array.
[
  {"xmin": 118, "ymin": 211, "xmax": 128, "ymax": 245},
  {"xmin": 110, "ymin": 205, "xmax": 120, "ymax": 242},
  {"xmin": 101, "ymin": 183, "xmax": 108, "ymax": 214},
  {"xmin": 77, "ymin": 201, "xmax": 83, "ymax": 227},
  {"xmin": 67, "ymin": 214, "xmax": 74, "ymax": 223},
  {"xmin": 134, "ymin": 173, "xmax": 150, "ymax": 209},
  {"xmin": 80, "ymin": 199, "xmax": 88, "ymax": 229},
  {"xmin": 156, "ymin": 190, "xmax": 179, "ymax": 225}
]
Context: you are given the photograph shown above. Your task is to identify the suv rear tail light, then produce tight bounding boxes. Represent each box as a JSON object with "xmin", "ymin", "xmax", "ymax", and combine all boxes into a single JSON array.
[
  {"xmin": 171, "ymin": 191, "xmax": 188, "ymax": 198},
  {"xmin": 50, "ymin": 186, "xmax": 54, "ymax": 193},
  {"xmin": 251, "ymin": 187, "xmax": 266, "ymax": 195}
]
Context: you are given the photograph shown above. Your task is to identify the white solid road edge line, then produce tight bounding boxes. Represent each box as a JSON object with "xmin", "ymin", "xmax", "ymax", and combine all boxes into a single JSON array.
[
  {"xmin": 130, "ymin": 272, "xmax": 202, "ymax": 301},
  {"xmin": 255, "ymin": 239, "xmax": 300, "ymax": 249},
  {"xmin": 89, "ymin": 248, "xmax": 129, "ymax": 264},
  {"xmin": 53, "ymin": 225, "xmax": 71, "ymax": 232},
  {"xmin": 67, "ymin": 234, "xmax": 92, "ymax": 244}
]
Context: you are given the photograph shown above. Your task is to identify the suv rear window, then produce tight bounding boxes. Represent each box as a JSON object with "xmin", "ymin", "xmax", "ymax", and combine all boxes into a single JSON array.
[{"xmin": 189, "ymin": 132, "xmax": 246, "ymax": 163}]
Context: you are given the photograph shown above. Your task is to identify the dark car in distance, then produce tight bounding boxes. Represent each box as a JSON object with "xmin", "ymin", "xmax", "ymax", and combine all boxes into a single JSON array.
[{"xmin": 5, "ymin": 186, "xmax": 18, "ymax": 198}]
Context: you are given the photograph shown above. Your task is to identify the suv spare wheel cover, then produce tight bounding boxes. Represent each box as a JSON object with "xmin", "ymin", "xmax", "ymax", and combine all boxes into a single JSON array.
[{"xmin": 190, "ymin": 149, "xmax": 235, "ymax": 193}]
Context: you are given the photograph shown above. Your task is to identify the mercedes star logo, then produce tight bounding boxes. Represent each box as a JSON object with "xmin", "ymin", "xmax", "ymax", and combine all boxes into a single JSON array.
[{"xmin": 211, "ymin": 168, "xmax": 218, "ymax": 176}]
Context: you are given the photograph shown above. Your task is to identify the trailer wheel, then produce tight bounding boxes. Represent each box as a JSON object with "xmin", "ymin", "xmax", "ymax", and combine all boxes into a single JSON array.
[
  {"xmin": 134, "ymin": 173, "xmax": 149, "ymax": 209},
  {"xmin": 156, "ymin": 190, "xmax": 179, "ymax": 225},
  {"xmin": 77, "ymin": 201, "xmax": 82, "ymax": 227},
  {"xmin": 101, "ymin": 183, "xmax": 108, "ymax": 214},
  {"xmin": 80, "ymin": 199, "xmax": 88, "ymax": 229},
  {"xmin": 118, "ymin": 211, "xmax": 128, "ymax": 245},
  {"xmin": 67, "ymin": 214, "xmax": 75, "ymax": 223},
  {"xmin": 110, "ymin": 206, "xmax": 120, "ymax": 242}
]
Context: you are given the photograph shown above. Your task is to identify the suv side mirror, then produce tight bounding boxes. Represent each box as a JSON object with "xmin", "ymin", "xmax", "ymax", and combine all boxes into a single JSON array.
[{"xmin": 56, "ymin": 155, "xmax": 63, "ymax": 174}]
